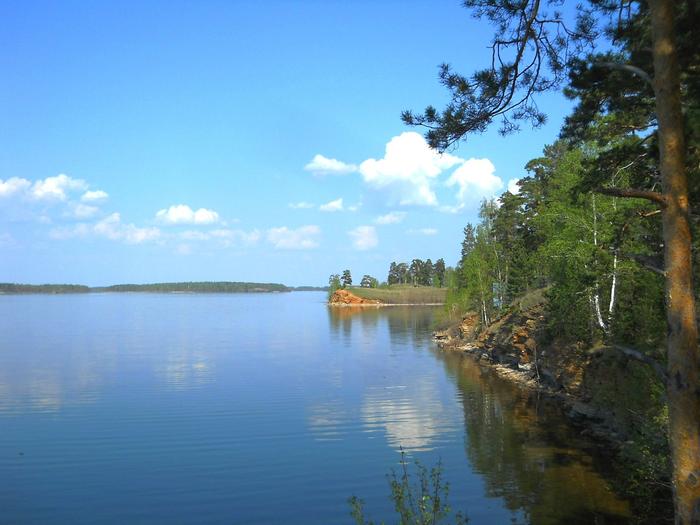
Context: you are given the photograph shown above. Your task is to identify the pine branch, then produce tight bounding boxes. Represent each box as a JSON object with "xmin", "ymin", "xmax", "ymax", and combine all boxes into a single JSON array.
[
  {"xmin": 596, "ymin": 187, "xmax": 667, "ymax": 206},
  {"xmin": 595, "ymin": 61, "xmax": 653, "ymax": 86}
]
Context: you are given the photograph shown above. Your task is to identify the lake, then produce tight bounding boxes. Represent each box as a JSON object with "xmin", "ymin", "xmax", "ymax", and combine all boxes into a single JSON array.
[{"xmin": 0, "ymin": 291, "xmax": 635, "ymax": 524}]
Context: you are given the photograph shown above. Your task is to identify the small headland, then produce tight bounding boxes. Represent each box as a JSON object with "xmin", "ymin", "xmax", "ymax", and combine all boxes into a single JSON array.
[
  {"xmin": 328, "ymin": 285, "xmax": 447, "ymax": 306},
  {"xmin": 328, "ymin": 289, "xmax": 382, "ymax": 306}
]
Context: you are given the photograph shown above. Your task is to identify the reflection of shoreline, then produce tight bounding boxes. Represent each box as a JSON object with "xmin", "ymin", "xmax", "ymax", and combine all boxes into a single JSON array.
[
  {"xmin": 435, "ymin": 350, "xmax": 633, "ymax": 523},
  {"xmin": 328, "ymin": 304, "xmax": 439, "ymax": 347}
]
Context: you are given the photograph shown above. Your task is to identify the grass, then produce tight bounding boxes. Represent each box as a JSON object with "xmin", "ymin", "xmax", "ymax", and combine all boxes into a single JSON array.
[
  {"xmin": 348, "ymin": 285, "xmax": 447, "ymax": 305},
  {"xmin": 349, "ymin": 451, "xmax": 468, "ymax": 525}
]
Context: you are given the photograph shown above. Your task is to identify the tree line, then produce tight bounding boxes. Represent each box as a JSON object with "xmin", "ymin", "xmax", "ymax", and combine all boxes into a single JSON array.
[
  {"xmin": 387, "ymin": 258, "xmax": 446, "ymax": 287},
  {"xmin": 0, "ymin": 282, "xmax": 290, "ymax": 294},
  {"xmin": 328, "ymin": 258, "xmax": 448, "ymax": 295}
]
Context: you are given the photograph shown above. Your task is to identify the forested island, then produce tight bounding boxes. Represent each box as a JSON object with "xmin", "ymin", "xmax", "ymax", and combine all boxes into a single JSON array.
[{"xmin": 0, "ymin": 282, "xmax": 291, "ymax": 294}]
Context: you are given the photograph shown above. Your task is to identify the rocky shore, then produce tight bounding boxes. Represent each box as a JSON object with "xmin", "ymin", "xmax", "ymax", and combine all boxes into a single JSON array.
[
  {"xmin": 327, "ymin": 289, "xmax": 383, "ymax": 306},
  {"xmin": 433, "ymin": 292, "xmax": 667, "ymax": 449}
]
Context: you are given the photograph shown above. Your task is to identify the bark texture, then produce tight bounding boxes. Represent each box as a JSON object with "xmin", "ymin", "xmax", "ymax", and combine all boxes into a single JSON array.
[{"xmin": 649, "ymin": 0, "xmax": 700, "ymax": 522}]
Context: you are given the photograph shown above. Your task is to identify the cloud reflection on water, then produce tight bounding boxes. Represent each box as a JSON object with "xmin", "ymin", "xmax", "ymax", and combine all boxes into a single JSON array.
[{"xmin": 361, "ymin": 380, "xmax": 458, "ymax": 452}]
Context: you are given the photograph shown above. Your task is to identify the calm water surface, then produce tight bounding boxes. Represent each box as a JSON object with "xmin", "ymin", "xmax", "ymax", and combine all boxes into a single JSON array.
[{"xmin": 0, "ymin": 292, "xmax": 633, "ymax": 524}]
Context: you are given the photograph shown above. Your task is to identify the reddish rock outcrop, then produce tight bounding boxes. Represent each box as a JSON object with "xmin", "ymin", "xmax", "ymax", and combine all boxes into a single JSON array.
[{"xmin": 328, "ymin": 289, "xmax": 381, "ymax": 306}]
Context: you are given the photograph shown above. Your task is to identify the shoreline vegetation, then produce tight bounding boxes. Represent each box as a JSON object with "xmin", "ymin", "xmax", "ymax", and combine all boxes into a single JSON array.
[
  {"xmin": 0, "ymin": 282, "xmax": 326, "ymax": 294},
  {"xmin": 328, "ymin": 285, "xmax": 447, "ymax": 306},
  {"xmin": 434, "ymin": 289, "xmax": 673, "ymax": 519}
]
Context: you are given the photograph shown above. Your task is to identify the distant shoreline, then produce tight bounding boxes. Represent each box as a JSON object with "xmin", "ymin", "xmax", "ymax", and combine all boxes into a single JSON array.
[{"xmin": 0, "ymin": 282, "xmax": 328, "ymax": 295}]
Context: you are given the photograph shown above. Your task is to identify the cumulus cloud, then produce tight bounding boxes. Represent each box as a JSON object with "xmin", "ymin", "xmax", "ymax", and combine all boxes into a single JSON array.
[
  {"xmin": 0, "ymin": 177, "xmax": 31, "ymax": 198},
  {"xmin": 289, "ymin": 201, "xmax": 314, "ymax": 209},
  {"xmin": 358, "ymin": 132, "xmax": 462, "ymax": 206},
  {"xmin": 348, "ymin": 225, "xmax": 378, "ymax": 250},
  {"xmin": 407, "ymin": 228, "xmax": 438, "ymax": 236},
  {"xmin": 51, "ymin": 213, "xmax": 160, "ymax": 244},
  {"xmin": 0, "ymin": 175, "xmax": 107, "ymax": 207},
  {"xmin": 31, "ymin": 174, "xmax": 88, "ymax": 201},
  {"xmin": 93, "ymin": 213, "xmax": 161, "ymax": 244},
  {"xmin": 81, "ymin": 190, "xmax": 109, "ymax": 202},
  {"xmin": 155, "ymin": 204, "xmax": 220, "ymax": 225},
  {"xmin": 304, "ymin": 154, "xmax": 357, "ymax": 176},
  {"xmin": 319, "ymin": 198, "xmax": 343, "ymax": 212},
  {"xmin": 267, "ymin": 225, "xmax": 320, "ymax": 250},
  {"xmin": 445, "ymin": 158, "xmax": 503, "ymax": 207},
  {"xmin": 70, "ymin": 203, "xmax": 100, "ymax": 219},
  {"xmin": 507, "ymin": 178, "xmax": 521, "ymax": 194},
  {"xmin": 375, "ymin": 211, "xmax": 406, "ymax": 225}
]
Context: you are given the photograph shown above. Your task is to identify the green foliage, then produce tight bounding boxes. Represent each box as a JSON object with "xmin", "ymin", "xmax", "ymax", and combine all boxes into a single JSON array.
[
  {"xmin": 342, "ymin": 270, "xmax": 353, "ymax": 288},
  {"xmin": 0, "ymin": 282, "xmax": 290, "ymax": 294},
  {"xmin": 447, "ymin": 138, "xmax": 668, "ymax": 349},
  {"xmin": 361, "ymin": 275, "xmax": 379, "ymax": 288},
  {"xmin": 0, "ymin": 283, "xmax": 90, "ymax": 294},
  {"xmin": 328, "ymin": 274, "xmax": 342, "ymax": 299},
  {"xmin": 434, "ymin": 259, "xmax": 446, "ymax": 288},
  {"xmin": 349, "ymin": 453, "xmax": 468, "ymax": 525},
  {"xmin": 350, "ymin": 285, "xmax": 447, "ymax": 305},
  {"xmin": 388, "ymin": 258, "xmax": 446, "ymax": 287},
  {"xmin": 96, "ymin": 282, "xmax": 289, "ymax": 293}
]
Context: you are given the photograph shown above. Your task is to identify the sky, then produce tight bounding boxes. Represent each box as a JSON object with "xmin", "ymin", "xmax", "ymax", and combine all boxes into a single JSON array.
[{"xmin": 0, "ymin": 0, "xmax": 577, "ymax": 287}]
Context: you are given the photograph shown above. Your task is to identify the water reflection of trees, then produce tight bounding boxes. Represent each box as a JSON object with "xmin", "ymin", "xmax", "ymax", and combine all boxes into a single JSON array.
[
  {"xmin": 328, "ymin": 306, "xmax": 655, "ymax": 523},
  {"xmin": 436, "ymin": 351, "xmax": 632, "ymax": 524},
  {"xmin": 325, "ymin": 305, "xmax": 458, "ymax": 452},
  {"xmin": 327, "ymin": 306, "xmax": 437, "ymax": 347}
]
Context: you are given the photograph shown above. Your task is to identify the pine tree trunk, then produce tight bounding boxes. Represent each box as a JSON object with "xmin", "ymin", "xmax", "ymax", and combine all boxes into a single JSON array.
[{"xmin": 649, "ymin": 1, "xmax": 700, "ymax": 522}]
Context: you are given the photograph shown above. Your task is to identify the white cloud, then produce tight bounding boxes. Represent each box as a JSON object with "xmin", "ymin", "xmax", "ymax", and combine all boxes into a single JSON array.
[
  {"xmin": 81, "ymin": 190, "xmax": 109, "ymax": 202},
  {"xmin": 267, "ymin": 225, "xmax": 320, "ymax": 250},
  {"xmin": 31, "ymin": 174, "xmax": 88, "ymax": 201},
  {"xmin": 95, "ymin": 213, "xmax": 161, "ymax": 244},
  {"xmin": 407, "ymin": 228, "xmax": 438, "ymax": 236},
  {"xmin": 445, "ymin": 158, "xmax": 503, "ymax": 205},
  {"xmin": 71, "ymin": 203, "xmax": 100, "ymax": 219},
  {"xmin": 358, "ymin": 132, "xmax": 462, "ymax": 206},
  {"xmin": 155, "ymin": 204, "xmax": 220, "ymax": 225},
  {"xmin": 0, "ymin": 177, "xmax": 31, "ymax": 197},
  {"xmin": 319, "ymin": 198, "xmax": 343, "ymax": 212},
  {"xmin": 180, "ymin": 230, "xmax": 209, "ymax": 241},
  {"xmin": 181, "ymin": 228, "xmax": 261, "ymax": 246},
  {"xmin": 348, "ymin": 225, "xmax": 378, "ymax": 251},
  {"xmin": 176, "ymin": 244, "xmax": 193, "ymax": 255},
  {"xmin": 375, "ymin": 211, "xmax": 406, "ymax": 225},
  {"xmin": 304, "ymin": 154, "xmax": 357, "ymax": 176},
  {"xmin": 507, "ymin": 178, "xmax": 521, "ymax": 194},
  {"xmin": 289, "ymin": 201, "xmax": 314, "ymax": 209},
  {"xmin": 51, "ymin": 213, "xmax": 160, "ymax": 244},
  {"xmin": 0, "ymin": 176, "xmax": 107, "ymax": 209},
  {"xmin": 213, "ymin": 229, "xmax": 261, "ymax": 244}
]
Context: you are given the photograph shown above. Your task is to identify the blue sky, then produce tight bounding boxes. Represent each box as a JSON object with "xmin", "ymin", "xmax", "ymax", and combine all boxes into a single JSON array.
[{"xmin": 0, "ymin": 0, "xmax": 576, "ymax": 286}]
